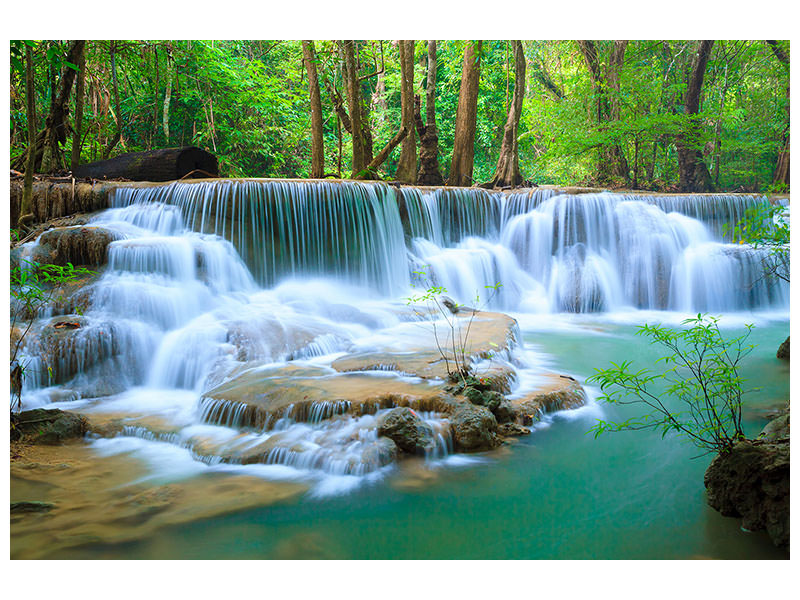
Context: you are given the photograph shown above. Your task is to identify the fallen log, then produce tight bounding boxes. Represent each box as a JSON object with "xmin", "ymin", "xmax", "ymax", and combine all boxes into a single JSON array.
[{"xmin": 73, "ymin": 146, "xmax": 218, "ymax": 182}]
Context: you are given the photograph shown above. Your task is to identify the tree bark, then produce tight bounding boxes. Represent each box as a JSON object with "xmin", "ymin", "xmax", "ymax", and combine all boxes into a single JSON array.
[
  {"xmin": 395, "ymin": 40, "xmax": 417, "ymax": 183},
  {"xmin": 767, "ymin": 40, "xmax": 789, "ymax": 188},
  {"xmin": 163, "ymin": 47, "xmax": 173, "ymax": 143},
  {"xmin": 103, "ymin": 42, "xmax": 122, "ymax": 159},
  {"xmin": 447, "ymin": 41, "xmax": 482, "ymax": 187},
  {"xmin": 577, "ymin": 40, "xmax": 629, "ymax": 184},
  {"xmin": 70, "ymin": 43, "xmax": 87, "ymax": 172},
  {"xmin": 677, "ymin": 40, "xmax": 715, "ymax": 192},
  {"xmin": 31, "ymin": 40, "xmax": 86, "ymax": 174},
  {"xmin": 302, "ymin": 41, "xmax": 325, "ymax": 178},
  {"xmin": 489, "ymin": 40, "xmax": 526, "ymax": 188},
  {"xmin": 356, "ymin": 126, "xmax": 409, "ymax": 179},
  {"xmin": 341, "ymin": 40, "xmax": 374, "ymax": 177},
  {"xmin": 415, "ymin": 40, "xmax": 443, "ymax": 185},
  {"xmin": 20, "ymin": 43, "xmax": 37, "ymax": 226},
  {"xmin": 73, "ymin": 146, "xmax": 218, "ymax": 181}
]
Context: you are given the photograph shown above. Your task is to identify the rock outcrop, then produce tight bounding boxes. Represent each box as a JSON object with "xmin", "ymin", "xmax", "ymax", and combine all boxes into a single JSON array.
[
  {"xmin": 33, "ymin": 225, "xmax": 119, "ymax": 268},
  {"xmin": 704, "ymin": 413, "xmax": 790, "ymax": 548},
  {"xmin": 777, "ymin": 336, "xmax": 789, "ymax": 360},
  {"xmin": 450, "ymin": 403, "xmax": 500, "ymax": 451},
  {"xmin": 11, "ymin": 408, "xmax": 87, "ymax": 444},
  {"xmin": 377, "ymin": 407, "xmax": 435, "ymax": 455}
]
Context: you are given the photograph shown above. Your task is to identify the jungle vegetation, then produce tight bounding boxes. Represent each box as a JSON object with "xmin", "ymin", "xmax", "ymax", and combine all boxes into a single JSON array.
[{"xmin": 9, "ymin": 40, "xmax": 790, "ymax": 193}]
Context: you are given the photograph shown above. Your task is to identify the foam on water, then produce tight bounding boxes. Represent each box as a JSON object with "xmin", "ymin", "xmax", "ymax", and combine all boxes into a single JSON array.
[{"xmin": 13, "ymin": 181, "xmax": 789, "ymax": 494}]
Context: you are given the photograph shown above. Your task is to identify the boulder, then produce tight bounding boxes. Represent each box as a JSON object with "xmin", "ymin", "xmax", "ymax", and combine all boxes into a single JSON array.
[
  {"xmin": 704, "ymin": 436, "xmax": 789, "ymax": 548},
  {"xmin": 377, "ymin": 407, "xmax": 435, "ymax": 456},
  {"xmin": 362, "ymin": 437, "xmax": 399, "ymax": 469},
  {"xmin": 11, "ymin": 408, "xmax": 87, "ymax": 444},
  {"xmin": 34, "ymin": 225, "xmax": 120, "ymax": 268},
  {"xmin": 450, "ymin": 403, "xmax": 500, "ymax": 452},
  {"xmin": 777, "ymin": 336, "xmax": 789, "ymax": 360}
]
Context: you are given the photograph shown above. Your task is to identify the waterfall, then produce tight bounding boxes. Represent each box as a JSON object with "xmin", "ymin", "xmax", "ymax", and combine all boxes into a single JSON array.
[{"xmin": 13, "ymin": 179, "xmax": 788, "ymax": 491}]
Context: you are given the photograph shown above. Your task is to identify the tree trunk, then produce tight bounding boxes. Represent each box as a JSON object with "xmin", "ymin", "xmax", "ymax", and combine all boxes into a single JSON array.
[
  {"xmin": 163, "ymin": 48, "xmax": 173, "ymax": 144},
  {"xmin": 395, "ymin": 40, "xmax": 417, "ymax": 183},
  {"xmin": 577, "ymin": 40, "xmax": 629, "ymax": 184},
  {"xmin": 20, "ymin": 43, "xmax": 37, "ymax": 227},
  {"xmin": 489, "ymin": 40, "xmax": 526, "ymax": 188},
  {"xmin": 767, "ymin": 40, "xmax": 790, "ymax": 188},
  {"xmin": 302, "ymin": 40, "xmax": 325, "ymax": 178},
  {"xmin": 73, "ymin": 146, "xmax": 218, "ymax": 181},
  {"xmin": 341, "ymin": 40, "xmax": 373, "ymax": 178},
  {"xmin": 677, "ymin": 40, "xmax": 715, "ymax": 192},
  {"xmin": 356, "ymin": 126, "xmax": 409, "ymax": 179},
  {"xmin": 415, "ymin": 40, "xmax": 443, "ymax": 185},
  {"xmin": 70, "ymin": 43, "xmax": 87, "ymax": 172},
  {"xmin": 447, "ymin": 41, "xmax": 482, "ymax": 187},
  {"xmin": 33, "ymin": 40, "xmax": 86, "ymax": 174},
  {"xmin": 103, "ymin": 42, "xmax": 122, "ymax": 159}
]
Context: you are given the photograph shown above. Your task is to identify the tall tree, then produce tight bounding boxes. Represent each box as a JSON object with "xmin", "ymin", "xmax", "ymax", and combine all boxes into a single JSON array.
[
  {"xmin": 103, "ymin": 41, "xmax": 122, "ymax": 159},
  {"xmin": 395, "ymin": 40, "xmax": 417, "ymax": 183},
  {"xmin": 414, "ymin": 40, "xmax": 443, "ymax": 185},
  {"xmin": 577, "ymin": 40, "xmax": 629, "ymax": 184},
  {"xmin": 767, "ymin": 40, "xmax": 789, "ymax": 188},
  {"xmin": 19, "ymin": 42, "xmax": 37, "ymax": 227},
  {"xmin": 20, "ymin": 40, "xmax": 86, "ymax": 173},
  {"xmin": 163, "ymin": 45, "xmax": 174, "ymax": 143},
  {"xmin": 448, "ymin": 40, "xmax": 482, "ymax": 187},
  {"xmin": 341, "ymin": 40, "xmax": 372, "ymax": 177},
  {"xmin": 70, "ymin": 41, "xmax": 87, "ymax": 171},
  {"xmin": 489, "ymin": 40, "xmax": 526, "ymax": 188},
  {"xmin": 676, "ymin": 40, "xmax": 715, "ymax": 192},
  {"xmin": 302, "ymin": 40, "xmax": 325, "ymax": 178}
]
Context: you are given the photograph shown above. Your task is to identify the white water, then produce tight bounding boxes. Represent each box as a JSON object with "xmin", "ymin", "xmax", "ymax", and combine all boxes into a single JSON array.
[{"xmin": 14, "ymin": 181, "xmax": 789, "ymax": 495}]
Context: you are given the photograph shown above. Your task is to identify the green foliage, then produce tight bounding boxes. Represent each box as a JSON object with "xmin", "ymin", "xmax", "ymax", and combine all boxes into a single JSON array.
[
  {"xmin": 723, "ymin": 200, "xmax": 789, "ymax": 282},
  {"xmin": 405, "ymin": 268, "xmax": 501, "ymax": 384},
  {"xmin": 10, "ymin": 259, "xmax": 95, "ymax": 411},
  {"xmin": 8, "ymin": 39, "xmax": 790, "ymax": 190},
  {"xmin": 588, "ymin": 315, "xmax": 754, "ymax": 455}
]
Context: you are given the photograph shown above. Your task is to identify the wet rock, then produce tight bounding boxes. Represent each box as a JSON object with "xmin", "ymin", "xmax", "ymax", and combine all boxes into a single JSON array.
[
  {"xmin": 491, "ymin": 399, "xmax": 516, "ymax": 424},
  {"xmin": 497, "ymin": 422, "xmax": 531, "ymax": 437},
  {"xmin": 35, "ymin": 226, "xmax": 119, "ymax": 268},
  {"xmin": 11, "ymin": 501, "xmax": 55, "ymax": 514},
  {"xmin": 777, "ymin": 336, "xmax": 789, "ymax": 360},
  {"xmin": 704, "ymin": 437, "xmax": 789, "ymax": 548},
  {"xmin": 12, "ymin": 408, "xmax": 88, "ymax": 445},
  {"xmin": 511, "ymin": 375, "xmax": 586, "ymax": 425},
  {"xmin": 363, "ymin": 437, "xmax": 398, "ymax": 468},
  {"xmin": 450, "ymin": 403, "xmax": 500, "ymax": 452},
  {"xmin": 377, "ymin": 407, "xmax": 435, "ymax": 456},
  {"xmin": 760, "ymin": 413, "xmax": 789, "ymax": 443}
]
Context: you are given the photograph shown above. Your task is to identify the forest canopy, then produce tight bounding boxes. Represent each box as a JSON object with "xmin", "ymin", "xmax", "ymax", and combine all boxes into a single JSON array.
[{"xmin": 9, "ymin": 39, "xmax": 790, "ymax": 193}]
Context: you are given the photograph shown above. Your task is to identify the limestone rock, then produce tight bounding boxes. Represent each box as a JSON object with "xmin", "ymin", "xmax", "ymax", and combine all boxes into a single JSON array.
[
  {"xmin": 450, "ymin": 403, "xmax": 499, "ymax": 451},
  {"xmin": 777, "ymin": 336, "xmax": 789, "ymax": 360},
  {"xmin": 35, "ymin": 225, "xmax": 120, "ymax": 268},
  {"xmin": 377, "ymin": 407, "xmax": 435, "ymax": 455},
  {"xmin": 363, "ymin": 437, "xmax": 398, "ymax": 468},
  {"xmin": 704, "ymin": 438, "xmax": 789, "ymax": 548},
  {"xmin": 12, "ymin": 408, "xmax": 88, "ymax": 445},
  {"xmin": 497, "ymin": 422, "xmax": 531, "ymax": 437}
]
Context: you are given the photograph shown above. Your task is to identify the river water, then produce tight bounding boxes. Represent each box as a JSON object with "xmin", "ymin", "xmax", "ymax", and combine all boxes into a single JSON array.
[{"xmin": 12, "ymin": 181, "xmax": 789, "ymax": 559}]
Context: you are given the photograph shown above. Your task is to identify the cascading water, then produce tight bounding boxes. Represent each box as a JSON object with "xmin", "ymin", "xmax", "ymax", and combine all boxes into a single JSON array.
[{"xmin": 14, "ymin": 180, "xmax": 788, "ymax": 495}]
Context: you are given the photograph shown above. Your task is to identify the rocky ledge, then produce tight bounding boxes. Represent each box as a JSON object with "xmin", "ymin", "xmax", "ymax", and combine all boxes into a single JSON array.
[{"xmin": 704, "ymin": 408, "xmax": 790, "ymax": 548}]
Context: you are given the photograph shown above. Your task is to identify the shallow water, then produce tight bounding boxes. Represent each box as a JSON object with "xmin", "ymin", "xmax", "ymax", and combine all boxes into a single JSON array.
[
  {"xmin": 12, "ymin": 182, "xmax": 790, "ymax": 559},
  {"xmin": 44, "ymin": 316, "xmax": 789, "ymax": 560}
]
